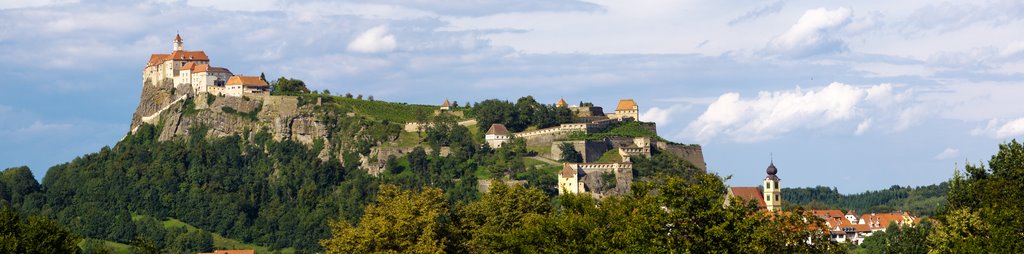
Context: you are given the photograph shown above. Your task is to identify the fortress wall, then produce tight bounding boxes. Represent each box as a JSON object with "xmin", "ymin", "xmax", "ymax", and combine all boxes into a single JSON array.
[
  {"xmin": 551, "ymin": 140, "xmax": 610, "ymax": 163},
  {"xmin": 522, "ymin": 131, "xmax": 569, "ymax": 147},
  {"xmin": 657, "ymin": 142, "xmax": 707, "ymax": 171}
]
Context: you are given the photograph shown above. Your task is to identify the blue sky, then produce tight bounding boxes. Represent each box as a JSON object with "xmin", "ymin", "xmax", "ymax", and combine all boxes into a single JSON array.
[{"xmin": 2, "ymin": 0, "xmax": 1023, "ymax": 193}]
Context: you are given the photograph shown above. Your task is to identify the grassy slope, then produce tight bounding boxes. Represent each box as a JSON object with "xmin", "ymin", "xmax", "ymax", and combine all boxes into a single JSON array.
[
  {"xmin": 129, "ymin": 215, "xmax": 297, "ymax": 253},
  {"xmin": 78, "ymin": 239, "xmax": 132, "ymax": 253}
]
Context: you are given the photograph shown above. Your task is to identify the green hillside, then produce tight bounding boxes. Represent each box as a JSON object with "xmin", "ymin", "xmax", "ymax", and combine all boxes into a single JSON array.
[{"xmin": 783, "ymin": 183, "xmax": 949, "ymax": 216}]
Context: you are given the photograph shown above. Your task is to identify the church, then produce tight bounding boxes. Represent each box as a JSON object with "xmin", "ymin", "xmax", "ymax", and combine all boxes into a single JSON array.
[{"xmin": 724, "ymin": 160, "xmax": 782, "ymax": 212}]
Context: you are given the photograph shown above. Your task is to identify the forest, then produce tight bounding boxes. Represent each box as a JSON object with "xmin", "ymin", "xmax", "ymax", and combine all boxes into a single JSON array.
[{"xmin": 783, "ymin": 182, "xmax": 949, "ymax": 216}]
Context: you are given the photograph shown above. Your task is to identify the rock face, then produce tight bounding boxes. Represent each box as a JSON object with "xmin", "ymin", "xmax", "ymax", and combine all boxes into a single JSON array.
[{"xmin": 128, "ymin": 78, "xmax": 355, "ymax": 159}]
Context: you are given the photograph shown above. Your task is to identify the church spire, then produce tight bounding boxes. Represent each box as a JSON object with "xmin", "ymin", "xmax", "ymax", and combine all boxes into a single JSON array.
[{"xmin": 173, "ymin": 33, "xmax": 183, "ymax": 51}]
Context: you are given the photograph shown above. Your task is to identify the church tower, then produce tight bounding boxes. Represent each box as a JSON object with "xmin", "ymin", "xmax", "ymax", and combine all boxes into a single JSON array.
[
  {"xmin": 763, "ymin": 160, "xmax": 781, "ymax": 212},
  {"xmin": 173, "ymin": 33, "xmax": 183, "ymax": 52}
]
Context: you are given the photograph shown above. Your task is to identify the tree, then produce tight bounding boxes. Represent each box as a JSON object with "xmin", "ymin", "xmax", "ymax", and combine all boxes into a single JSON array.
[
  {"xmin": 558, "ymin": 143, "xmax": 582, "ymax": 163},
  {"xmin": 321, "ymin": 185, "xmax": 448, "ymax": 253},
  {"xmin": 0, "ymin": 207, "xmax": 81, "ymax": 254},
  {"xmin": 273, "ymin": 77, "xmax": 309, "ymax": 94},
  {"xmin": 454, "ymin": 182, "xmax": 551, "ymax": 252},
  {"xmin": 928, "ymin": 140, "xmax": 1024, "ymax": 253},
  {"xmin": 170, "ymin": 229, "xmax": 213, "ymax": 253},
  {"xmin": 368, "ymin": 95, "xmax": 374, "ymax": 101},
  {"xmin": 323, "ymin": 89, "xmax": 331, "ymax": 95}
]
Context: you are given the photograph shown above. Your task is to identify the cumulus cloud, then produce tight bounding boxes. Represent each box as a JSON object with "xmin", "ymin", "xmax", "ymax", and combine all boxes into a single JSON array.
[
  {"xmin": 347, "ymin": 25, "xmax": 397, "ymax": 53},
  {"xmin": 640, "ymin": 105, "xmax": 690, "ymax": 126},
  {"xmin": 683, "ymin": 82, "xmax": 913, "ymax": 142},
  {"xmin": 767, "ymin": 7, "xmax": 852, "ymax": 57},
  {"xmin": 973, "ymin": 118, "xmax": 1024, "ymax": 139},
  {"xmin": 729, "ymin": 1, "xmax": 785, "ymax": 26},
  {"xmin": 934, "ymin": 148, "xmax": 961, "ymax": 160}
]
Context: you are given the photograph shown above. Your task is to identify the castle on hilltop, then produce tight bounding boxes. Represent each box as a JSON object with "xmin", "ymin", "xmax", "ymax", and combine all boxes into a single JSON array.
[{"xmin": 143, "ymin": 34, "xmax": 268, "ymax": 97}]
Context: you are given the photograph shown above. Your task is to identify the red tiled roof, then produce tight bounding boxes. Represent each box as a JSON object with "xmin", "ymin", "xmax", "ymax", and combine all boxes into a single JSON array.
[
  {"xmin": 486, "ymin": 124, "xmax": 509, "ymax": 136},
  {"xmin": 729, "ymin": 187, "xmax": 766, "ymax": 208},
  {"xmin": 556, "ymin": 98, "xmax": 568, "ymax": 107},
  {"xmin": 227, "ymin": 76, "xmax": 268, "ymax": 87},
  {"xmin": 809, "ymin": 210, "xmax": 845, "ymax": 220},
  {"xmin": 193, "ymin": 64, "xmax": 231, "ymax": 73},
  {"xmin": 861, "ymin": 213, "xmax": 907, "ymax": 229},
  {"xmin": 181, "ymin": 62, "xmax": 196, "ymax": 71},
  {"xmin": 197, "ymin": 250, "xmax": 254, "ymax": 254},
  {"xmin": 168, "ymin": 50, "xmax": 209, "ymax": 61},
  {"xmin": 560, "ymin": 163, "xmax": 579, "ymax": 178},
  {"xmin": 148, "ymin": 54, "xmax": 169, "ymax": 66},
  {"xmin": 442, "ymin": 99, "xmax": 451, "ymax": 107},
  {"xmin": 616, "ymin": 99, "xmax": 637, "ymax": 111}
]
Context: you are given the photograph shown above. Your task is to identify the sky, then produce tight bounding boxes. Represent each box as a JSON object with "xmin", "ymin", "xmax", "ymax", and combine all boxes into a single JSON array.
[{"xmin": 1, "ymin": 0, "xmax": 1023, "ymax": 193}]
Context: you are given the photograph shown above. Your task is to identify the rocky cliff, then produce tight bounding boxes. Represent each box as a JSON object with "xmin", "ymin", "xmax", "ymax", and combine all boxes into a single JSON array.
[{"xmin": 128, "ymin": 78, "xmax": 401, "ymax": 163}]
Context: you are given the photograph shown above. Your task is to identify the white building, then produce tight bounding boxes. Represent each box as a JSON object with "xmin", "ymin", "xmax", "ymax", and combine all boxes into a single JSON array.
[
  {"xmin": 224, "ymin": 76, "xmax": 269, "ymax": 97},
  {"xmin": 484, "ymin": 123, "xmax": 511, "ymax": 148}
]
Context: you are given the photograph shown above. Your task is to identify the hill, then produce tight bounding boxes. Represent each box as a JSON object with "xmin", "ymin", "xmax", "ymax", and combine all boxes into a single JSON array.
[
  {"xmin": 0, "ymin": 78, "xmax": 707, "ymax": 252},
  {"xmin": 783, "ymin": 183, "xmax": 949, "ymax": 216}
]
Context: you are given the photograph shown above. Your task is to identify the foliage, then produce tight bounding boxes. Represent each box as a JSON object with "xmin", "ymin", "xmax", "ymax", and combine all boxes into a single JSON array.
[
  {"xmin": 565, "ymin": 121, "xmax": 662, "ymax": 141},
  {"xmin": 783, "ymin": 183, "xmax": 949, "ymax": 217},
  {"xmin": 473, "ymin": 96, "xmax": 573, "ymax": 133},
  {"xmin": 557, "ymin": 143, "xmax": 582, "ymax": 163},
  {"xmin": 857, "ymin": 221, "xmax": 932, "ymax": 254},
  {"xmin": 272, "ymin": 77, "xmax": 309, "ymax": 94},
  {"xmin": 927, "ymin": 140, "xmax": 1024, "ymax": 253},
  {"xmin": 221, "ymin": 104, "xmax": 261, "ymax": 121},
  {"xmin": 0, "ymin": 207, "xmax": 81, "ymax": 254},
  {"xmin": 323, "ymin": 173, "xmax": 843, "ymax": 253},
  {"xmin": 321, "ymin": 185, "xmax": 448, "ymax": 253},
  {"xmin": 631, "ymin": 152, "xmax": 702, "ymax": 179}
]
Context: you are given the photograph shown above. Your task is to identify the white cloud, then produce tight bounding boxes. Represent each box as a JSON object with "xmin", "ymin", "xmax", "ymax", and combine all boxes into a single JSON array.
[
  {"xmin": 767, "ymin": 7, "xmax": 853, "ymax": 57},
  {"xmin": 934, "ymin": 148, "xmax": 961, "ymax": 160},
  {"xmin": 729, "ymin": 1, "xmax": 785, "ymax": 26},
  {"xmin": 347, "ymin": 25, "xmax": 397, "ymax": 53},
  {"xmin": 186, "ymin": 0, "xmax": 279, "ymax": 12},
  {"xmin": 0, "ymin": 0, "xmax": 76, "ymax": 10},
  {"xmin": 855, "ymin": 119, "xmax": 872, "ymax": 135},
  {"xmin": 683, "ymin": 82, "xmax": 911, "ymax": 142},
  {"xmin": 640, "ymin": 105, "xmax": 690, "ymax": 126},
  {"xmin": 973, "ymin": 118, "xmax": 1024, "ymax": 139}
]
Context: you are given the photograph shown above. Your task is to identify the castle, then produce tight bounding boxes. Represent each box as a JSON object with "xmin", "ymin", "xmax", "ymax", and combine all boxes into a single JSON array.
[{"xmin": 143, "ymin": 34, "xmax": 268, "ymax": 97}]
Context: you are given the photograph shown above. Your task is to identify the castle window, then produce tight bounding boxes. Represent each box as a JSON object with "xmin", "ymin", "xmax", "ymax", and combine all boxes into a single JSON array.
[
  {"xmin": 767, "ymin": 182, "xmax": 772, "ymax": 189},
  {"xmin": 775, "ymin": 195, "xmax": 779, "ymax": 201},
  {"xmin": 766, "ymin": 195, "xmax": 771, "ymax": 201}
]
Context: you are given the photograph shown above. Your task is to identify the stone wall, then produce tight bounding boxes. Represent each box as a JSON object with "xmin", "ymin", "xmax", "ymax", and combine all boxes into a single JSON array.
[
  {"xmin": 657, "ymin": 142, "xmax": 707, "ymax": 171},
  {"xmin": 550, "ymin": 140, "xmax": 610, "ymax": 163}
]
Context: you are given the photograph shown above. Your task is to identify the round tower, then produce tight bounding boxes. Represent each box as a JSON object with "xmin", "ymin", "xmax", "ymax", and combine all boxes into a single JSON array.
[
  {"xmin": 173, "ymin": 33, "xmax": 183, "ymax": 51},
  {"xmin": 763, "ymin": 160, "xmax": 782, "ymax": 212}
]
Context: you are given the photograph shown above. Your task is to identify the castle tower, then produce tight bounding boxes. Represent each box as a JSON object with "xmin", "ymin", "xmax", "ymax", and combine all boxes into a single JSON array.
[
  {"xmin": 763, "ymin": 160, "xmax": 781, "ymax": 212},
  {"xmin": 173, "ymin": 33, "xmax": 183, "ymax": 52}
]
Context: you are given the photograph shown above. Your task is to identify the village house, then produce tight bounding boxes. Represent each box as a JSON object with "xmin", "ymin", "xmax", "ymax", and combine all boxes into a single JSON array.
[{"xmin": 809, "ymin": 209, "xmax": 921, "ymax": 244}]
